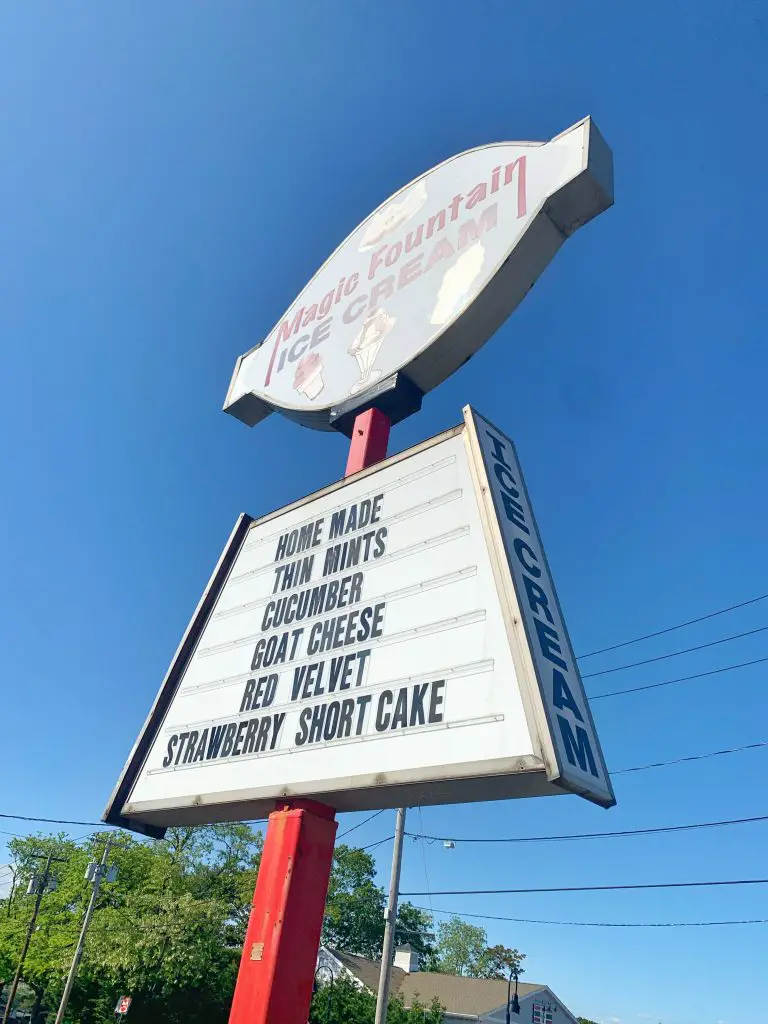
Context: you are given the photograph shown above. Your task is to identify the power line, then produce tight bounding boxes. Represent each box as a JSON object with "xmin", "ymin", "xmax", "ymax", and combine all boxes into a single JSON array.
[
  {"xmin": 614, "ymin": 740, "xmax": 768, "ymax": 775},
  {"xmin": 3, "ymin": 742, "xmax": 767, "ymax": 842},
  {"xmin": 577, "ymin": 593, "xmax": 768, "ymax": 660},
  {"xmin": 361, "ymin": 835, "xmax": 394, "ymax": 852},
  {"xmin": 406, "ymin": 812, "xmax": 768, "ymax": 846},
  {"xmin": 590, "ymin": 654, "xmax": 768, "ymax": 699},
  {"xmin": 413, "ymin": 905, "xmax": 768, "ymax": 929},
  {"xmin": 399, "ymin": 877, "xmax": 768, "ymax": 897},
  {"xmin": 0, "ymin": 813, "xmax": 267, "ymax": 837},
  {"xmin": 0, "ymin": 813, "xmax": 109, "ymax": 828},
  {"xmin": 582, "ymin": 623, "xmax": 768, "ymax": 679},
  {"xmin": 337, "ymin": 810, "xmax": 385, "ymax": 840},
  {"xmin": 416, "ymin": 807, "xmax": 433, "ymax": 913},
  {"xmin": 3, "ymin": 742, "xmax": 766, "ymax": 842},
  {"xmin": 0, "ymin": 829, "xmax": 31, "ymax": 840}
]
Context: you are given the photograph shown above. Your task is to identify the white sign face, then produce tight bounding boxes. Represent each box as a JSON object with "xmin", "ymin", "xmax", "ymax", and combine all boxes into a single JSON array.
[
  {"xmin": 106, "ymin": 409, "xmax": 612, "ymax": 834},
  {"xmin": 225, "ymin": 117, "xmax": 613, "ymax": 431}
]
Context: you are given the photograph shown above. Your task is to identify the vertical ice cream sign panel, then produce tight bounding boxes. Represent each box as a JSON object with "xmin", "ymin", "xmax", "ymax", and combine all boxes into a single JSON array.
[
  {"xmin": 467, "ymin": 408, "xmax": 615, "ymax": 807},
  {"xmin": 225, "ymin": 117, "xmax": 613, "ymax": 429}
]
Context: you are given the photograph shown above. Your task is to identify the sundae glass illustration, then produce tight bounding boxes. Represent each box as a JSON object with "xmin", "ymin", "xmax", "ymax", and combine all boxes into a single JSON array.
[
  {"xmin": 293, "ymin": 352, "xmax": 325, "ymax": 400},
  {"xmin": 359, "ymin": 181, "xmax": 427, "ymax": 251},
  {"xmin": 347, "ymin": 307, "xmax": 396, "ymax": 396},
  {"xmin": 430, "ymin": 242, "xmax": 486, "ymax": 326}
]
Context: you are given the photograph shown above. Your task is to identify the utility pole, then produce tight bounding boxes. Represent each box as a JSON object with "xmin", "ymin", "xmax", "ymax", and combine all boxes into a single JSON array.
[
  {"xmin": 374, "ymin": 807, "xmax": 407, "ymax": 1024},
  {"xmin": 1, "ymin": 852, "xmax": 64, "ymax": 1024},
  {"xmin": 54, "ymin": 838, "xmax": 115, "ymax": 1024}
]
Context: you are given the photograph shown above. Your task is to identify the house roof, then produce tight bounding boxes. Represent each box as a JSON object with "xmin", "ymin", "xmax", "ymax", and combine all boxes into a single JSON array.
[{"xmin": 330, "ymin": 949, "xmax": 545, "ymax": 1017}]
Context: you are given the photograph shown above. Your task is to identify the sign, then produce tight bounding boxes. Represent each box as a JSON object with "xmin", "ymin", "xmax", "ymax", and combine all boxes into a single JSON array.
[
  {"xmin": 224, "ymin": 117, "xmax": 613, "ymax": 431},
  {"xmin": 104, "ymin": 408, "xmax": 612, "ymax": 836},
  {"xmin": 471, "ymin": 411, "xmax": 613, "ymax": 806},
  {"xmin": 114, "ymin": 997, "xmax": 132, "ymax": 1016}
]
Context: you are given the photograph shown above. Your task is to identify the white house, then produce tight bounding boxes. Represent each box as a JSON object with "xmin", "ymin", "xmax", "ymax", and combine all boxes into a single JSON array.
[{"xmin": 317, "ymin": 945, "xmax": 581, "ymax": 1023}]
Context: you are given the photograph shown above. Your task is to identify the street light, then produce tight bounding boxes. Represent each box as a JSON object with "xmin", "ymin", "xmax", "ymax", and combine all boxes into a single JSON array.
[
  {"xmin": 313, "ymin": 965, "xmax": 334, "ymax": 1023},
  {"xmin": 506, "ymin": 966, "xmax": 520, "ymax": 1023}
]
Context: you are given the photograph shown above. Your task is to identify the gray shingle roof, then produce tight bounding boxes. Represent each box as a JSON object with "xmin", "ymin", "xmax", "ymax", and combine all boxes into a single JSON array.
[{"xmin": 330, "ymin": 949, "xmax": 545, "ymax": 1016}]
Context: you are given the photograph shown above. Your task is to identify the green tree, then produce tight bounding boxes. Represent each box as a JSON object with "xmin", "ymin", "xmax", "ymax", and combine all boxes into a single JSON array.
[
  {"xmin": 476, "ymin": 942, "xmax": 525, "ymax": 980},
  {"xmin": 577, "ymin": 1018, "xmax": 600, "ymax": 1024},
  {"xmin": 427, "ymin": 917, "xmax": 486, "ymax": 976},
  {"xmin": 427, "ymin": 916, "xmax": 525, "ymax": 980},
  {"xmin": 309, "ymin": 973, "xmax": 442, "ymax": 1023},
  {"xmin": 323, "ymin": 845, "xmax": 434, "ymax": 960},
  {"xmin": 0, "ymin": 824, "xmax": 262, "ymax": 1024}
]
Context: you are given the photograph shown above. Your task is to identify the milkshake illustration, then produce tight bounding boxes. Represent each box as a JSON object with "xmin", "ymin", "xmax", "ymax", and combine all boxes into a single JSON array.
[
  {"xmin": 293, "ymin": 352, "xmax": 325, "ymax": 400},
  {"xmin": 347, "ymin": 307, "xmax": 396, "ymax": 395},
  {"xmin": 430, "ymin": 242, "xmax": 486, "ymax": 326},
  {"xmin": 359, "ymin": 181, "xmax": 427, "ymax": 251}
]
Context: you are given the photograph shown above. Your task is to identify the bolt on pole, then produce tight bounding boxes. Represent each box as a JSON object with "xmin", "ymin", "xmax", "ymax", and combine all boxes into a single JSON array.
[
  {"xmin": 374, "ymin": 806, "xmax": 407, "ymax": 1024},
  {"xmin": 54, "ymin": 837, "xmax": 114, "ymax": 1024}
]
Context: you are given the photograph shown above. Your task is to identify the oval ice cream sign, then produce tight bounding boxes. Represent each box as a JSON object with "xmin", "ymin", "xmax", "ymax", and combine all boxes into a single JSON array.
[{"xmin": 225, "ymin": 117, "xmax": 613, "ymax": 430}]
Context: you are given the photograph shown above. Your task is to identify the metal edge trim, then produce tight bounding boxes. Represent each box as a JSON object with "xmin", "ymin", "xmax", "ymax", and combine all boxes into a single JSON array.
[{"xmin": 102, "ymin": 513, "xmax": 255, "ymax": 837}]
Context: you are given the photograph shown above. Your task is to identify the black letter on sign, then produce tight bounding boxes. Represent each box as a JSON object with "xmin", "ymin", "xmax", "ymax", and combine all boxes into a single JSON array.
[
  {"xmin": 533, "ymin": 618, "xmax": 567, "ymax": 670},
  {"xmin": 163, "ymin": 735, "xmax": 178, "ymax": 768},
  {"xmin": 428, "ymin": 681, "xmax": 446, "ymax": 723},
  {"xmin": 552, "ymin": 669, "xmax": 583, "ymax": 721},
  {"xmin": 376, "ymin": 691, "xmax": 393, "ymax": 731},
  {"xmin": 557, "ymin": 716, "xmax": 598, "ymax": 777}
]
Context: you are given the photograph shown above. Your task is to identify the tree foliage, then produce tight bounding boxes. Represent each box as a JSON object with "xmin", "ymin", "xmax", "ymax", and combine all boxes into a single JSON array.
[
  {"xmin": 309, "ymin": 973, "xmax": 443, "ymax": 1024},
  {"xmin": 322, "ymin": 845, "xmax": 435, "ymax": 959},
  {"xmin": 425, "ymin": 915, "xmax": 525, "ymax": 979},
  {"xmin": 1, "ymin": 831, "xmax": 522, "ymax": 1024},
  {"xmin": 0, "ymin": 825, "xmax": 262, "ymax": 1024}
]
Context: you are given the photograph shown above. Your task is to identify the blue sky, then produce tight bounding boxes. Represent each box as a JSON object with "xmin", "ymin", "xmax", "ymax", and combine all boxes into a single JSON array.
[{"xmin": 1, "ymin": 2, "xmax": 767, "ymax": 1022}]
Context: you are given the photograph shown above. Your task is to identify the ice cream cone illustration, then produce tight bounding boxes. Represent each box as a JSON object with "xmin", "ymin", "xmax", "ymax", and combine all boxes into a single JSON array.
[
  {"xmin": 359, "ymin": 181, "xmax": 427, "ymax": 251},
  {"xmin": 430, "ymin": 242, "xmax": 486, "ymax": 326},
  {"xmin": 294, "ymin": 352, "xmax": 325, "ymax": 400},
  {"xmin": 348, "ymin": 307, "xmax": 396, "ymax": 396}
]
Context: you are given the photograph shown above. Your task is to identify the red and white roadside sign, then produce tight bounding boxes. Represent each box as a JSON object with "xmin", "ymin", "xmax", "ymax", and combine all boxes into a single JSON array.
[
  {"xmin": 104, "ymin": 407, "xmax": 613, "ymax": 835},
  {"xmin": 114, "ymin": 996, "xmax": 132, "ymax": 1016},
  {"xmin": 103, "ymin": 115, "xmax": 616, "ymax": 1024},
  {"xmin": 224, "ymin": 117, "xmax": 613, "ymax": 431}
]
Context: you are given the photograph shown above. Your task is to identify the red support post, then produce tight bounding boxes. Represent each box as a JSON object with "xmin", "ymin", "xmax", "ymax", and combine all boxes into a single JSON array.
[
  {"xmin": 345, "ymin": 407, "xmax": 391, "ymax": 477},
  {"xmin": 228, "ymin": 410, "xmax": 391, "ymax": 1024},
  {"xmin": 229, "ymin": 800, "xmax": 337, "ymax": 1024}
]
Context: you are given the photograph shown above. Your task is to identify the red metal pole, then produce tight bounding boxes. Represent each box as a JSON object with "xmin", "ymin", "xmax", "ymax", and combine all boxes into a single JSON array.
[
  {"xmin": 345, "ymin": 407, "xmax": 391, "ymax": 477},
  {"xmin": 229, "ymin": 801, "xmax": 337, "ymax": 1024},
  {"xmin": 228, "ymin": 409, "xmax": 391, "ymax": 1024}
]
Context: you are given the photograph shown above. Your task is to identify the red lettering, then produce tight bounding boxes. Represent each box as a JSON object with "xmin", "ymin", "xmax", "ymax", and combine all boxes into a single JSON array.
[
  {"xmin": 427, "ymin": 209, "xmax": 446, "ymax": 238},
  {"xmin": 425, "ymin": 237, "xmax": 455, "ymax": 271},
  {"xmin": 385, "ymin": 241, "xmax": 402, "ymax": 266},
  {"xmin": 458, "ymin": 204, "xmax": 498, "ymax": 249},
  {"xmin": 466, "ymin": 182, "xmax": 487, "ymax": 209},
  {"xmin": 405, "ymin": 225, "xmax": 423, "ymax": 253},
  {"xmin": 504, "ymin": 155, "xmax": 527, "ymax": 217},
  {"xmin": 368, "ymin": 246, "xmax": 387, "ymax": 281},
  {"xmin": 266, "ymin": 308, "xmax": 303, "ymax": 385},
  {"xmin": 369, "ymin": 275, "xmax": 395, "ymax": 307},
  {"xmin": 398, "ymin": 255, "xmax": 423, "ymax": 289},
  {"xmin": 343, "ymin": 295, "xmax": 367, "ymax": 323},
  {"xmin": 277, "ymin": 308, "xmax": 304, "ymax": 343}
]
